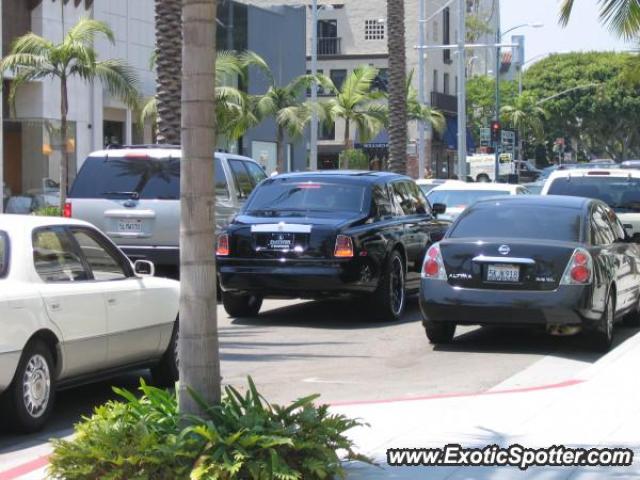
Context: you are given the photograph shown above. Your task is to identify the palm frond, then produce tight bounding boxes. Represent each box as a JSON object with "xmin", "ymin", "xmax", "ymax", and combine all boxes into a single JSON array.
[
  {"xmin": 140, "ymin": 96, "xmax": 157, "ymax": 125},
  {"xmin": 277, "ymin": 105, "xmax": 309, "ymax": 138},
  {"xmin": 256, "ymin": 93, "xmax": 278, "ymax": 118},
  {"xmin": 66, "ymin": 17, "xmax": 115, "ymax": 45},
  {"xmin": 0, "ymin": 53, "xmax": 54, "ymax": 74},
  {"xmin": 216, "ymin": 50, "xmax": 244, "ymax": 78},
  {"xmin": 94, "ymin": 59, "xmax": 140, "ymax": 109},
  {"xmin": 240, "ymin": 50, "xmax": 274, "ymax": 86},
  {"xmin": 599, "ymin": 0, "xmax": 640, "ymax": 39},
  {"xmin": 8, "ymin": 33, "xmax": 53, "ymax": 56},
  {"xmin": 285, "ymin": 74, "xmax": 318, "ymax": 97},
  {"xmin": 341, "ymin": 65, "xmax": 378, "ymax": 101},
  {"xmin": 558, "ymin": 0, "xmax": 575, "ymax": 27}
]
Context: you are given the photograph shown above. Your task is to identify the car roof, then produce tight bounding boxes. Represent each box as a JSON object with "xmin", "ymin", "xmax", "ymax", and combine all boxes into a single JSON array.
[
  {"xmin": 0, "ymin": 214, "xmax": 94, "ymax": 232},
  {"xmin": 86, "ymin": 146, "xmax": 259, "ymax": 163},
  {"xmin": 546, "ymin": 168, "xmax": 639, "ymax": 182},
  {"xmin": 472, "ymin": 194, "xmax": 592, "ymax": 210},
  {"xmin": 273, "ymin": 170, "xmax": 409, "ymax": 183},
  {"xmin": 415, "ymin": 179, "xmax": 464, "ymax": 185},
  {"xmin": 429, "ymin": 182, "xmax": 521, "ymax": 192}
]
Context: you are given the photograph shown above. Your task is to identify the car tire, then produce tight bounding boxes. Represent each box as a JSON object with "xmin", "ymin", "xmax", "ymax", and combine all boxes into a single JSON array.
[
  {"xmin": 151, "ymin": 321, "xmax": 179, "ymax": 388},
  {"xmin": 590, "ymin": 292, "xmax": 615, "ymax": 352},
  {"xmin": 222, "ymin": 292, "xmax": 263, "ymax": 318},
  {"xmin": 424, "ymin": 320, "xmax": 456, "ymax": 344},
  {"xmin": 0, "ymin": 340, "xmax": 55, "ymax": 433},
  {"xmin": 371, "ymin": 250, "xmax": 406, "ymax": 322},
  {"xmin": 477, "ymin": 174, "xmax": 490, "ymax": 183}
]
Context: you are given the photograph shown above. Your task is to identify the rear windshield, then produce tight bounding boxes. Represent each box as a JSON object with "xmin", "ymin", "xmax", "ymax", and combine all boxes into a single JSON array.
[
  {"xmin": 547, "ymin": 177, "xmax": 640, "ymax": 212},
  {"xmin": 450, "ymin": 204, "xmax": 582, "ymax": 242},
  {"xmin": 427, "ymin": 189, "xmax": 509, "ymax": 208},
  {"xmin": 0, "ymin": 231, "xmax": 8, "ymax": 278},
  {"xmin": 245, "ymin": 179, "xmax": 367, "ymax": 215}
]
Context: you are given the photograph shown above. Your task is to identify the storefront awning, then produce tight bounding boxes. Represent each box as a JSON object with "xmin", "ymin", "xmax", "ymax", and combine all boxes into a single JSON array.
[{"xmin": 442, "ymin": 117, "xmax": 476, "ymax": 153}]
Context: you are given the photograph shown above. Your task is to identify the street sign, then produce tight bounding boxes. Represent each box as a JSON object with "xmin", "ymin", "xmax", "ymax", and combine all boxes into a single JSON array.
[
  {"xmin": 501, "ymin": 130, "xmax": 516, "ymax": 155},
  {"xmin": 480, "ymin": 127, "xmax": 491, "ymax": 147}
]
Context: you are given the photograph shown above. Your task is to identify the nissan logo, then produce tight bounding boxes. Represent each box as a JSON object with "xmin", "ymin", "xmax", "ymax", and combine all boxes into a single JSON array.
[{"xmin": 498, "ymin": 245, "xmax": 511, "ymax": 256}]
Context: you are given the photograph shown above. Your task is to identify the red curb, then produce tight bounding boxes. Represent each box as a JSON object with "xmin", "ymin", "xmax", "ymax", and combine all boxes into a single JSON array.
[
  {"xmin": 0, "ymin": 455, "xmax": 49, "ymax": 480},
  {"xmin": 329, "ymin": 378, "xmax": 585, "ymax": 407}
]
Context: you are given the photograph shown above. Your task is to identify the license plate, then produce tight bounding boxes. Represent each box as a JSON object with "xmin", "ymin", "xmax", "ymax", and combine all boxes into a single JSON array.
[
  {"xmin": 268, "ymin": 233, "xmax": 294, "ymax": 250},
  {"xmin": 117, "ymin": 220, "xmax": 142, "ymax": 233},
  {"xmin": 486, "ymin": 264, "xmax": 519, "ymax": 283}
]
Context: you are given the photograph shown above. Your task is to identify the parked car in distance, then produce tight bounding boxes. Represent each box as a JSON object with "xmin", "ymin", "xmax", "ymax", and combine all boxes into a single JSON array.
[
  {"xmin": 416, "ymin": 178, "xmax": 464, "ymax": 195},
  {"xmin": 0, "ymin": 215, "xmax": 179, "ymax": 432},
  {"xmin": 420, "ymin": 196, "xmax": 640, "ymax": 352},
  {"xmin": 425, "ymin": 182, "xmax": 529, "ymax": 222},
  {"xmin": 66, "ymin": 145, "xmax": 267, "ymax": 277},
  {"xmin": 541, "ymin": 169, "xmax": 640, "ymax": 239},
  {"xmin": 620, "ymin": 160, "xmax": 640, "ymax": 170},
  {"xmin": 514, "ymin": 160, "xmax": 542, "ymax": 183},
  {"xmin": 217, "ymin": 171, "xmax": 450, "ymax": 321}
]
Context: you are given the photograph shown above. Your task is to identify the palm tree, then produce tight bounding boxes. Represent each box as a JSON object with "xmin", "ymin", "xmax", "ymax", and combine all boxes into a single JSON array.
[
  {"xmin": 387, "ymin": 71, "xmax": 445, "ymax": 133},
  {"xmin": 500, "ymin": 93, "xmax": 548, "ymax": 159},
  {"xmin": 179, "ymin": 0, "xmax": 221, "ymax": 412},
  {"xmin": 1, "ymin": 18, "xmax": 139, "ymax": 211},
  {"xmin": 559, "ymin": 0, "xmax": 640, "ymax": 38},
  {"xmin": 387, "ymin": 0, "xmax": 408, "ymax": 174},
  {"xmin": 323, "ymin": 66, "xmax": 386, "ymax": 167},
  {"xmin": 154, "ymin": 0, "xmax": 182, "ymax": 144},
  {"xmin": 248, "ymin": 52, "xmax": 318, "ymax": 172}
]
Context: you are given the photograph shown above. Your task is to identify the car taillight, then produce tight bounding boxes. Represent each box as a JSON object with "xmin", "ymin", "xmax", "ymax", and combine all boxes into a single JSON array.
[
  {"xmin": 63, "ymin": 201, "xmax": 72, "ymax": 218},
  {"xmin": 216, "ymin": 233, "xmax": 229, "ymax": 256},
  {"xmin": 422, "ymin": 243, "xmax": 447, "ymax": 280},
  {"xmin": 561, "ymin": 248, "xmax": 592, "ymax": 285},
  {"xmin": 334, "ymin": 235, "xmax": 354, "ymax": 258}
]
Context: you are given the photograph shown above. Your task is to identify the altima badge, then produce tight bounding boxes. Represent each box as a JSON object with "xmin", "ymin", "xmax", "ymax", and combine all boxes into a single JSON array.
[{"xmin": 498, "ymin": 245, "xmax": 511, "ymax": 256}]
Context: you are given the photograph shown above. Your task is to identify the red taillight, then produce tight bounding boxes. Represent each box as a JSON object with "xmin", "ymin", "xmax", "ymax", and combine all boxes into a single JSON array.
[
  {"xmin": 216, "ymin": 233, "xmax": 229, "ymax": 256},
  {"xmin": 561, "ymin": 248, "xmax": 592, "ymax": 285},
  {"xmin": 422, "ymin": 243, "xmax": 447, "ymax": 280},
  {"xmin": 63, "ymin": 201, "xmax": 72, "ymax": 218},
  {"xmin": 334, "ymin": 235, "xmax": 354, "ymax": 258}
]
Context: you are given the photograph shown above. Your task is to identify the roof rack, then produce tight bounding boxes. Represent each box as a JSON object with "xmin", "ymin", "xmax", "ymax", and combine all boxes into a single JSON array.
[{"xmin": 105, "ymin": 144, "xmax": 181, "ymax": 150}]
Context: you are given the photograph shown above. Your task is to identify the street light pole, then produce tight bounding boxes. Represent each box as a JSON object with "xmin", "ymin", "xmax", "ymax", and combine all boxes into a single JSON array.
[
  {"xmin": 494, "ymin": 24, "xmax": 501, "ymax": 181},
  {"xmin": 456, "ymin": 0, "xmax": 467, "ymax": 180},
  {"xmin": 310, "ymin": 0, "xmax": 318, "ymax": 171},
  {"xmin": 418, "ymin": 0, "xmax": 425, "ymax": 179}
]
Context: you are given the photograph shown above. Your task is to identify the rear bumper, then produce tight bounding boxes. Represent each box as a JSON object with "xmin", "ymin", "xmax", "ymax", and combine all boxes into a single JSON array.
[
  {"xmin": 120, "ymin": 246, "xmax": 179, "ymax": 269},
  {"xmin": 420, "ymin": 279, "xmax": 599, "ymax": 327},
  {"xmin": 218, "ymin": 258, "xmax": 377, "ymax": 297}
]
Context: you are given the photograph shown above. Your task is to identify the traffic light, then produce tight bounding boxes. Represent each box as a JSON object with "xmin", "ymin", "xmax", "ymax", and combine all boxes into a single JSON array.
[{"xmin": 490, "ymin": 121, "xmax": 501, "ymax": 143}]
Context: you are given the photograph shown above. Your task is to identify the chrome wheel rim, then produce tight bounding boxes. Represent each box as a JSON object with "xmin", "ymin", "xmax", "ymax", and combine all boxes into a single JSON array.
[
  {"xmin": 390, "ymin": 257, "xmax": 405, "ymax": 316},
  {"xmin": 22, "ymin": 354, "xmax": 51, "ymax": 418}
]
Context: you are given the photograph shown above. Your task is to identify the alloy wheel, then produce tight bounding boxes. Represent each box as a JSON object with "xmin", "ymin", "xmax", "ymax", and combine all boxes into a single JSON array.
[
  {"xmin": 390, "ymin": 257, "xmax": 405, "ymax": 316},
  {"xmin": 22, "ymin": 354, "xmax": 51, "ymax": 419}
]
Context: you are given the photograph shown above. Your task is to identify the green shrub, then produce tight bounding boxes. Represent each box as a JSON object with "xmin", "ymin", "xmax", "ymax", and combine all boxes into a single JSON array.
[
  {"xmin": 339, "ymin": 149, "xmax": 370, "ymax": 170},
  {"xmin": 49, "ymin": 378, "xmax": 369, "ymax": 480},
  {"xmin": 32, "ymin": 206, "xmax": 61, "ymax": 216}
]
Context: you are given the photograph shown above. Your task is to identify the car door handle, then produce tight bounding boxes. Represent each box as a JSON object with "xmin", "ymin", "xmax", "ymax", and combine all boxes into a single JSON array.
[
  {"xmin": 107, "ymin": 298, "xmax": 117, "ymax": 306},
  {"xmin": 48, "ymin": 302, "xmax": 61, "ymax": 311}
]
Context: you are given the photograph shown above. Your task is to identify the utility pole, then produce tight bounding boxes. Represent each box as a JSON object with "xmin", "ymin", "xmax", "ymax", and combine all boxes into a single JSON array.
[
  {"xmin": 493, "ymin": 17, "xmax": 501, "ymax": 181},
  {"xmin": 310, "ymin": 0, "xmax": 318, "ymax": 171},
  {"xmin": 418, "ymin": 0, "xmax": 426, "ymax": 179},
  {"xmin": 456, "ymin": 0, "xmax": 466, "ymax": 180}
]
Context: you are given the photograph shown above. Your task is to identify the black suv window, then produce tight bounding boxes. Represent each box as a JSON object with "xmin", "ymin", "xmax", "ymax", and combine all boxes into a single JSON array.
[{"xmin": 0, "ymin": 231, "xmax": 8, "ymax": 278}]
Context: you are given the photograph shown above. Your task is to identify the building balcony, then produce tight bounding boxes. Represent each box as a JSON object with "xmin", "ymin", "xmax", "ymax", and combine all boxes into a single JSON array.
[
  {"xmin": 430, "ymin": 91, "xmax": 457, "ymax": 115},
  {"xmin": 317, "ymin": 37, "xmax": 342, "ymax": 56}
]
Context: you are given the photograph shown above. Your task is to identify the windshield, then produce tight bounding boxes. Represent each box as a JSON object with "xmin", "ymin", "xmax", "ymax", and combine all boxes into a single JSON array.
[
  {"xmin": 0, "ymin": 231, "xmax": 8, "ymax": 278},
  {"xmin": 427, "ymin": 189, "xmax": 509, "ymax": 208},
  {"xmin": 450, "ymin": 205, "xmax": 582, "ymax": 242},
  {"xmin": 547, "ymin": 177, "xmax": 640, "ymax": 212},
  {"xmin": 245, "ymin": 179, "xmax": 367, "ymax": 216}
]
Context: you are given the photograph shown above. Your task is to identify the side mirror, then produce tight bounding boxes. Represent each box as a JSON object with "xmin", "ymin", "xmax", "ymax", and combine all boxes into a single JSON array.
[
  {"xmin": 134, "ymin": 259, "xmax": 155, "ymax": 277},
  {"xmin": 432, "ymin": 203, "xmax": 447, "ymax": 215}
]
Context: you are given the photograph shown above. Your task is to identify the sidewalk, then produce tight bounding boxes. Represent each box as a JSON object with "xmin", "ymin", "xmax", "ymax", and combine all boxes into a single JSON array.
[
  {"xmin": 337, "ymin": 331, "xmax": 640, "ymax": 479},
  {"xmin": 2, "ymin": 332, "xmax": 640, "ymax": 479}
]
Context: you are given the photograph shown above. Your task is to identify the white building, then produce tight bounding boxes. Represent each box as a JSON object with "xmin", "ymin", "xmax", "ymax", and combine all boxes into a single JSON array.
[{"xmin": 1, "ymin": 0, "xmax": 155, "ymax": 203}]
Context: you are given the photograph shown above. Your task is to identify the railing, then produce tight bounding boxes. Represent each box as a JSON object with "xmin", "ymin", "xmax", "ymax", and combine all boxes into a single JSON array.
[
  {"xmin": 317, "ymin": 37, "xmax": 341, "ymax": 56},
  {"xmin": 430, "ymin": 91, "xmax": 457, "ymax": 114}
]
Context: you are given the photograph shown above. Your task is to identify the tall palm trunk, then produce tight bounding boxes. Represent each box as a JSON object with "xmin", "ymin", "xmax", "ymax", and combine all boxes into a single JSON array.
[
  {"xmin": 179, "ymin": 0, "xmax": 221, "ymax": 413},
  {"xmin": 387, "ymin": 0, "xmax": 407, "ymax": 174},
  {"xmin": 59, "ymin": 77, "xmax": 69, "ymax": 210},
  {"xmin": 343, "ymin": 119, "xmax": 351, "ymax": 168},
  {"xmin": 155, "ymin": 0, "xmax": 183, "ymax": 144},
  {"xmin": 277, "ymin": 126, "xmax": 286, "ymax": 173}
]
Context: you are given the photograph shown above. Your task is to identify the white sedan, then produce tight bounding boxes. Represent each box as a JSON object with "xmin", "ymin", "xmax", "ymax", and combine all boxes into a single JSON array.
[
  {"xmin": 0, "ymin": 215, "xmax": 179, "ymax": 432},
  {"xmin": 426, "ymin": 182, "xmax": 530, "ymax": 222}
]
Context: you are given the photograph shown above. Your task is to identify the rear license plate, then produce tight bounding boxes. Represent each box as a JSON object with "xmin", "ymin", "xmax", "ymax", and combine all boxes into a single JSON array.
[
  {"xmin": 267, "ymin": 233, "xmax": 294, "ymax": 250},
  {"xmin": 117, "ymin": 220, "xmax": 142, "ymax": 233},
  {"xmin": 486, "ymin": 264, "xmax": 519, "ymax": 283}
]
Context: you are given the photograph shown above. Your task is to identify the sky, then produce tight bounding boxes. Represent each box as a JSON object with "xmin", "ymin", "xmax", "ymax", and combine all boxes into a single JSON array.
[{"xmin": 500, "ymin": 0, "xmax": 634, "ymax": 66}]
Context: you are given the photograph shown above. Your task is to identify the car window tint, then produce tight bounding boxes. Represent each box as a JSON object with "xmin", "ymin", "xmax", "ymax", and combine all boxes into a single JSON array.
[
  {"xmin": 215, "ymin": 157, "xmax": 229, "ymax": 199},
  {"xmin": 0, "ymin": 231, "xmax": 8, "ymax": 278},
  {"xmin": 547, "ymin": 176, "xmax": 640, "ymax": 211},
  {"xmin": 72, "ymin": 229, "xmax": 127, "ymax": 281},
  {"xmin": 592, "ymin": 205, "xmax": 616, "ymax": 245},
  {"xmin": 406, "ymin": 181, "xmax": 430, "ymax": 214},
  {"xmin": 450, "ymin": 204, "xmax": 583, "ymax": 242},
  {"xmin": 243, "ymin": 161, "xmax": 267, "ymax": 187},
  {"xmin": 372, "ymin": 184, "xmax": 394, "ymax": 218},
  {"xmin": 427, "ymin": 189, "xmax": 507, "ymax": 208},
  {"xmin": 390, "ymin": 182, "xmax": 417, "ymax": 215},
  {"xmin": 229, "ymin": 159, "xmax": 254, "ymax": 199},
  {"xmin": 33, "ymin": 228, "xmax": 88, "ymax": 282}
]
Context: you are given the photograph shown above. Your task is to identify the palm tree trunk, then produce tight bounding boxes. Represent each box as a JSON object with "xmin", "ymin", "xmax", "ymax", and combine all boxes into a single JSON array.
[
  {"xmin": 343, "ymin": 119, "xmax": 351, "ymax": 168},
  {"xmin": 155, "ymin": 0, "xmax": 182, "ymax": 144},
  {"xmin": 387, "ymin": 0, "xmax": 407, "ymax": 174},
  {"xmin": 59, "ymin": 77, "xmax": 69, "ymax": 210},
  {"xmin": 179, "ymin": 0, "xmax": 221, "ymax": 413},
  {"xmin": 277, "ymin": 126, "xmax": 286, "ymax": 173}
]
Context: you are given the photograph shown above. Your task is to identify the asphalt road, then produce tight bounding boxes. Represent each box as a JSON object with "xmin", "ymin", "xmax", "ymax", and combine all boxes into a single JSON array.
[{"xmin": 2, "ymin": 296, "xmax": 639, "ymax": 454}]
